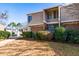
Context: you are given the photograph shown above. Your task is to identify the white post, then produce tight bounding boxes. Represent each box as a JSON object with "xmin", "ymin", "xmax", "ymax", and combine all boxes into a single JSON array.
[
  {"xmin": 43, "ymin": 10, "xmax": 46, "ymax": 23},
  {"xmin": 58, "ymin": 6, "xmax": 61, "ymax": 27}
]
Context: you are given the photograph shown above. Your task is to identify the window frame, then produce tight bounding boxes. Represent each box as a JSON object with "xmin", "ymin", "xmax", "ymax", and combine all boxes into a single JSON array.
[{"xmin": 28, "ymin": 16, "xmax": 32, "ymax": 23}]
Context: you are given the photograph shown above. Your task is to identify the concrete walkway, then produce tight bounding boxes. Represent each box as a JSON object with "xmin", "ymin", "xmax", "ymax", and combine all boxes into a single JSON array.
[{"xmin": 0, "ymin": 39, "xmax": 15, "ymax": 47}]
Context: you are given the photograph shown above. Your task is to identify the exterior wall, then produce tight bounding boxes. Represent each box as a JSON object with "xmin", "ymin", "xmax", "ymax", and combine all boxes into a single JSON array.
[
  {"xmin": 63, "ymin": 21, "xmax": 79, "ymax": 30},
  {"xmin": 27, "ymin": 12, "xmax": 44, "ymax": 26},
  {"xmin": 0, "ymin": 24, "xmax": 5, "ymax": 31},
  {"xmin": 61, "ymin": 3, "xmax": 79, "ymax": 22},
  {"xmin": 30, "ymin": 24, "xmax": 45, "ymax": 32}
]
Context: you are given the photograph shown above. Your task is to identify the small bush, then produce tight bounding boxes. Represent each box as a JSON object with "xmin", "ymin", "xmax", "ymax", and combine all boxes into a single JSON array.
[
  {"xmin": 0, "ymin": 31, "xmax": 10, "ymax": 39},
  {"xmin": 35, "ymin": 31, "xmax": 53, "ymax": 41},
  {"xmin": 22, "ymin": 31, "xmax": 33, "ymax": 38},
  {"xmin": 54, "ymin": 27, "xmax": 66, "ymax": 42}
]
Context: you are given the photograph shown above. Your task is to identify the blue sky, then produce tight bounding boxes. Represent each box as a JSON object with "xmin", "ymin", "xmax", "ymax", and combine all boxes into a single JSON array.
[{"xmin": 0, "ymin": 3, "xmax": 62, "ymax": 25}]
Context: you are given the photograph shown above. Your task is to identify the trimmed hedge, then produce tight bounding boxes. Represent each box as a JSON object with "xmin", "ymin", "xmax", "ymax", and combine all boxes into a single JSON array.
[{"xmin": 0, "ymin": 31, "xmax": 10, "ymax": 39}]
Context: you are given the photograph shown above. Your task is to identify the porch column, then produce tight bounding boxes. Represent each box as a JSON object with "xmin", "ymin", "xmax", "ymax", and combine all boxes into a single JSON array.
[
  {"xmin": 43, "ymin": 10, "xmax": 46, "ymax": 30},
  {"xmin": 43, "ymin": 10, "xmax": 46, "ymax": 23},
  {"xmin": 58, "ymin": 6, "xmax": 61, "ymax": 27}
]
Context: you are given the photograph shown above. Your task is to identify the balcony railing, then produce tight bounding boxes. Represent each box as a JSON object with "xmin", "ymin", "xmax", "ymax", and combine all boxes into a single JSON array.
[{"xmin": 45, "ymin": 18, "xmax": 58, "ymax": 22}]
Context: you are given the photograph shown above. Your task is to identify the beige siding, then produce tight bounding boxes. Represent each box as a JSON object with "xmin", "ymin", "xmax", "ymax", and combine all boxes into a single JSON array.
[
  {"xmin": 63, "ymin": 21, "xmax": 79, "ymax": 30},
  {"xmin": 61, "ymin": 3, "xmax": 79, "ymax": 22},
  {"xmin": 30, "ymin": 24, "xmax": 45, "ymax": 32},
  {"xmin": 28, "ymin": 12, "xmax": 43, "ymax": 26}
]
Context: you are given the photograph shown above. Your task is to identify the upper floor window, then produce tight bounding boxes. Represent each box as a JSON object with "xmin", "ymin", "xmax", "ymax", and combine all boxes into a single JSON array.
[
  {"xmin": 28, "ymin": 16, "xmax": 32, "ymax": 23},
  {"xmin": 53, "ymin": 11, "xmax": 58, "ymax": 19},
  {"xmin": 46, "ymin": 11, "xmax": 58, "ymax": 19},
  {"xmin": 46, "ymin": 13, "xmax": 52, "ymax": 19}
]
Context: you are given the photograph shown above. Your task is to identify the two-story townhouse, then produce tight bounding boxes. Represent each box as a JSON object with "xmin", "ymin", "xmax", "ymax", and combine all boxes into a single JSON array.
[{"xmin": 27, "ymin": 3, "xmax": 79, "ymax": 32}]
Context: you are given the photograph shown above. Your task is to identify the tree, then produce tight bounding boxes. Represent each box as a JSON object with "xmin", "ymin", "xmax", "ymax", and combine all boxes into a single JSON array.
[
  {"xmin": 8, "ymin": 22, "xmax": 23, "ymax": 29},
  {"xmin": 0, "ymin": 10, "xmax": 8, "ymax": 20},
  {"xmin": 0, "ymin": 10, "xmax": 8, "ymax": 25},
  {"xmin": 8, "ymin": 22, "xmax": 17, "ymax": 29},
  {"xmin": 7, "ymin": 22, "xmax": 23, "ymax": 36}
]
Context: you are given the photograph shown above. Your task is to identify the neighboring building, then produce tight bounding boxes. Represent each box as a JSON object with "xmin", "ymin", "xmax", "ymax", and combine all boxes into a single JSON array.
[
  {"xmin": 5, "ymin": 27, "xmax": 22, "ymax": 37},
  {"xmin": 27, "ymin": 3, "xmax": 79, "ymax": 32}
]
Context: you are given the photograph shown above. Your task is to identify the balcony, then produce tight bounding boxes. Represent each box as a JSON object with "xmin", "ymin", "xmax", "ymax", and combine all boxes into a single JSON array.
[
  {"xmin": 43, "ymin": 7, "xmax": 59, "ymax": 23},
  {"xmin": 45, "ymin": 18, "xmax": 58, "ymax": 22}
]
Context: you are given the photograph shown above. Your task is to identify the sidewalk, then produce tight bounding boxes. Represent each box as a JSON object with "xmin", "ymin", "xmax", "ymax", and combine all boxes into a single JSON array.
[{"xmin": 0, "ymin": 39, "xmax": 15, "ymax": 47}]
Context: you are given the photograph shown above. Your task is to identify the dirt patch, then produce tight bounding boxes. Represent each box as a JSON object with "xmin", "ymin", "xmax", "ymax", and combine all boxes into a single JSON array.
[{"xmin": 0, "ymin": 39, "xmax": 56, "ymax": 56}]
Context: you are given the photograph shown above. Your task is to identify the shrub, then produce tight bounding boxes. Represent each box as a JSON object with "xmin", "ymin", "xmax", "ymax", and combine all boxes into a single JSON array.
[
  {"xmin": 22, "ymin": 31, "xmax": 53, "ymax": 41},
  {"xmin": 54, "ymin": 27, "xmax": 66, "ymax": 42},
  {"xmin": 35, "ymin": 31, "xmax": 53, "ymax": 41},
  {"xmin": 65, "ymin": 30, "xmax": 79, "ymax": 43},
  {"xmin": 54, "ymin": 27, "xmax": 79, "ymax": 44},
  {"xmin": 0, "ymin": 31, "xmax": 10, "ymax": 39},
  {"xmin": 22, "ymin": 31, "xmax": 33, "ymax": 38}
]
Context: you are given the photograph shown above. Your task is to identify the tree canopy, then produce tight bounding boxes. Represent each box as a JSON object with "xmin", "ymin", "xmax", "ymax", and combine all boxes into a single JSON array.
[{"xmin": 7, "ymin": 22, "xmax": 23, "ymax": 30}]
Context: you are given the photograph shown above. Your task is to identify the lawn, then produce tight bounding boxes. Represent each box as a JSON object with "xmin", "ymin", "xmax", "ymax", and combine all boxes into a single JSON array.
[
  {"xmin": 49, "ymin": 42, "xmax": 79, "ymax": 56},
  {"xmin": 0, "ymin": 39, "xmax": 79, "ymax": 56}
]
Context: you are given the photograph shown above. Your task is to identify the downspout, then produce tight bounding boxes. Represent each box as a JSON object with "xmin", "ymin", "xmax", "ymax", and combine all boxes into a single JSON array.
[{"xmin": 58, "ymin": 6, "xmax": 61, "ymax": 27}]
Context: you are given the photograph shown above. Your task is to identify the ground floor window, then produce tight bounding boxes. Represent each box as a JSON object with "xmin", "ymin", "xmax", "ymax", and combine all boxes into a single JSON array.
[{"xmin": 47, "ymin": 24, "xmax": 58, "ymax": 32}]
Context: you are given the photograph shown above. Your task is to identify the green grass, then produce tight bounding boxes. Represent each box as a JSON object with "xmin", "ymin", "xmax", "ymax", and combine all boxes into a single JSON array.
[{"xmin": 48, "ymin": 42, "xmax": 79, "ymax": 56}]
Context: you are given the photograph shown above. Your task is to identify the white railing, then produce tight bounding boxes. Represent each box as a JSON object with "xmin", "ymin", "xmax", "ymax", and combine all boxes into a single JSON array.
[{"xmin": 45, "ymin": 18, "xmax": 58, "ymax": 22}]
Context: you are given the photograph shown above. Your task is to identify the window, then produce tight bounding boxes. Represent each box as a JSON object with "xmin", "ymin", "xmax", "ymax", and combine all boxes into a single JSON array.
[
  {"xmin": 47, "ymin": 24, "xmax": 58, "ymax": 32},
  {"xmin": 53, "ymin": 11, "xmax": 58, "ymax": 19},
  {"xmin": 46, "ymin": 13, "xmax": 52, "ymax": 19},
  {"xmin": 28, "ymin": 16, "xmax": 32, "ymax": 23}
]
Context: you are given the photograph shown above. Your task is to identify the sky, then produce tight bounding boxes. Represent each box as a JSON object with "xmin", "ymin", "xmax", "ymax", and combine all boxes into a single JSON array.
[{"xmin": 0, "ymin": 3, "xmax": 62, "ymax": 25}]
